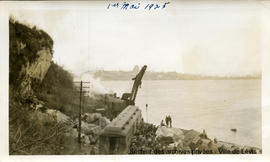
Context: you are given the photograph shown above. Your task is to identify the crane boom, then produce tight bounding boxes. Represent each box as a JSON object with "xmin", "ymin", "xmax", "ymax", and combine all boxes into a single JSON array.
[{"xmin": 121, "ymin": 65, "xmax": 147, "ymax": 105}]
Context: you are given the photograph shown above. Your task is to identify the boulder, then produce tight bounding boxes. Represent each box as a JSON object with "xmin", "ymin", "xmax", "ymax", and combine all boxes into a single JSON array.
[
  {"xmin": 168, "ymin": 141, "xmax": 184, "ymax": 149},
  {"xmin": 81, "ymin": 121, "xmax": 99, "ymax": 135},
  {"xmin": 155, "ymin": 126, "xmax": 184, "ymax": 143},
  {"xmin": 89, "ymin": 125, "xmax": 102, "ymax": 135},
  {"xmin": 81, "ymin": 135, "xmax": 91, "ymax": 145},
  {"xmin": 46, "ymin": 109, "xmax": 70, "ymax": 123},
  {"xmin": 182, "ymin": 129, "xmax": 201, "ymax": 147},
  {"xmin": 196, "ymin": 139, "xmax": 219, "ymax": 154},
  {"xmin": 207, "ymin": 141, "xmax": 219, "ymax": 154},
  {"xmin": 66, "ymin": 128, "xmax": 78, "ymax": 138},
  {"xmin": 73, "ymin": 117, "xmax": 104, "ymax": 135},
  {"xmin": 84, "ymin": 113, "xmax": 102, "ymax": 123},
  {"xmin": 99, "ymin": 116, "xmax": 110, "ymax": 128},
  {"xmin": 83, "ymin": 113, "xmax": 110, "ymax": 128},
  {"xmin": 180, "ymin": 129, "xmax": 219, "ymax": 153}
]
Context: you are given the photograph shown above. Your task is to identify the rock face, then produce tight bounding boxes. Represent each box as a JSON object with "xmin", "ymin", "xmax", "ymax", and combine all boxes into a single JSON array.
[
  {"xmin": 19, "ymin": 49, "xmax": 53, "ymax": 97},
  {"xmin": 24, "ymin": 49, "xmax": 53, "ymax": 80},
  {"xmin": 9, "ymin": 18, "xmax": 54, "ymax": 98}
]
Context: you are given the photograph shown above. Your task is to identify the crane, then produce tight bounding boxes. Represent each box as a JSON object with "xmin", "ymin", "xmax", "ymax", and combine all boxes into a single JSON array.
[
  {"xmin": 121, "ymin": 65, "xmax": 147, "ymax": 105},
  {"xmin": 103, "ymin": 65, "xmax": 147, "ymax": 120}
]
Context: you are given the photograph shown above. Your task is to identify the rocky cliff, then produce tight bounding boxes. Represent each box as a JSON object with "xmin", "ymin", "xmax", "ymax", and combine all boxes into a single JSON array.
[
  {"xmin": 8, "ymin": 18, "xmax": 79, "ymax": 155},
  {"xmin": 9, "ymin": 17, "xmax": 53, "ymax": 98},
  {"xmin": 9, "ymin": 18, "xmax": 109, "ymax": 155},
  {"xmin": 18, "ymin": 48, "xmax": 53, "ymax": 97}
]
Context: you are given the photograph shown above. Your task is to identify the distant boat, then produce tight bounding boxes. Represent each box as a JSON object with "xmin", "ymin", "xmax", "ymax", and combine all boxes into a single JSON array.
[{"xmin": 230, "ymin": 128, "xmax": 237, "ymax": 132}]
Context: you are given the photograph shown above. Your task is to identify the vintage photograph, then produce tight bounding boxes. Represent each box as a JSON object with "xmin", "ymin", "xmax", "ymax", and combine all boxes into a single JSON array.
[{"xmin": 8, "ymin": 1, "xmax": 262, "ymax": 155}]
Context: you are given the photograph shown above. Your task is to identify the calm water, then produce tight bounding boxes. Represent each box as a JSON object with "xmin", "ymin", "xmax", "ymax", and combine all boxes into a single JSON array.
[{"xmin": 101, "ymin": 80, "xmax": 261, "ymax": 148}]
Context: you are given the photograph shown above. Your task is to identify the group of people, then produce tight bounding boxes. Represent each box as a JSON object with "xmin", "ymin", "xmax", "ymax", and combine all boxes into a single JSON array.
[{"xmin": 160, "ymin": 115, "xmax": 172, "ymax": 128}]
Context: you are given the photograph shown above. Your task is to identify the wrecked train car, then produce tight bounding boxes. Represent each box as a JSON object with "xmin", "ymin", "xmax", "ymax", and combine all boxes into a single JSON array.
[{"xmin": 99, "ymin": 105, "xmax": 142, "ymax": 154}]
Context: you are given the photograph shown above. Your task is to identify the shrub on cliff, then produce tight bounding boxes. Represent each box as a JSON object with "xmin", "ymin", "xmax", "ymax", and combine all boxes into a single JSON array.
[
  {"xmin": 34, "ymin": 62, "xmax": 78, "ymax": 116},
  {"xmin": 34, "ymin": 61, "xmax": 106, "ymax": 117}
]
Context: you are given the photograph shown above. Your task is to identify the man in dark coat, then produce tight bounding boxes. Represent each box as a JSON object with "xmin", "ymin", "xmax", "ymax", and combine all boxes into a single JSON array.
[
  {"xmin": 168, "ymin": 115, "xmax": 172, "ymax": 128},
  {"xmin": 165, "ymin": 115, "xmax": 169, "ymax": 127}
]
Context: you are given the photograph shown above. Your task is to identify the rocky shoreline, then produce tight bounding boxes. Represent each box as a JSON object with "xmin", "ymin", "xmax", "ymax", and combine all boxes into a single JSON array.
[
  {"xmin": 44, "ymin": 107, "xmax": 261, "ymax": 154},
  {"xmin": 129, "ymin": 124, "xmax": 261, "ymax": 154}
]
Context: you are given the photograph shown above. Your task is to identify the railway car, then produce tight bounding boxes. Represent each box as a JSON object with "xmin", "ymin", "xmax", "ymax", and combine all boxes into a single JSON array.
[{"xmin": 99, "ymin": 105, "xmax": 143, "ymax": 154}]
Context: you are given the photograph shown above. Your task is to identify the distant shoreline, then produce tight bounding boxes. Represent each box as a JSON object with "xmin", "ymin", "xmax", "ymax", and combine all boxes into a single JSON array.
[
  {"xmin": 93, "ymin": 70, "xmax": 261, "ymax": 81},
  {"xmin": 99, "ymin": 78, "xmax": 261, "ymax": 81}
]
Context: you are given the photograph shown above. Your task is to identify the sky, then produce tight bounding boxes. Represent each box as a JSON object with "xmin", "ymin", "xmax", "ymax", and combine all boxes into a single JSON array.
[{"xmin": 10, "ymin": 0, "xmax": 262, "ymax": 76}]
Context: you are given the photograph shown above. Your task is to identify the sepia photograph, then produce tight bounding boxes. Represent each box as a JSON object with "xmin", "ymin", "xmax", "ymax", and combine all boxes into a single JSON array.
[{"xmin": 1, "ymin": 0, "xmax": 269, "ymax": 158}]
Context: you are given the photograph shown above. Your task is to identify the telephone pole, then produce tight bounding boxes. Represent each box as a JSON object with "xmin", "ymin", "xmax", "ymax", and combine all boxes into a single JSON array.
[
  {"xmin": 74, "ymin": 80, "xmax": 90, "ymax": 146},
  {"xmin": 146, "ymin": 104, "xmax": 148, "ymax": 123}
]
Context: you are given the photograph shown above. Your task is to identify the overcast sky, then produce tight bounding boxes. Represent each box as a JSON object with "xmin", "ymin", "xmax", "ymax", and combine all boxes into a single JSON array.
[{"xmin": 10, "ymin": 1, "xmax": 262, "ymax": 76}]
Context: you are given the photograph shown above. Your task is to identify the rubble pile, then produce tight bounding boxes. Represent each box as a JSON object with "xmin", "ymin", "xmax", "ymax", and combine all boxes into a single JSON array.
[
  {"xmin": 31, "ymin": 102, "xmax": 261, "ymax": 155},
  {"xmin": 129, "ymin": 125, "xmax": 262, "ymax": 154},
  {"xmin": 43, "ymin": 106, "xmax": 110, "ymax": 154}
]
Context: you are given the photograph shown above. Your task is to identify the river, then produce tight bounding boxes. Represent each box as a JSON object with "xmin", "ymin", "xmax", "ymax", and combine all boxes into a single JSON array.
[{"xmin": 101, "ymin": 80, "xmax": 261, "ymax": 148}]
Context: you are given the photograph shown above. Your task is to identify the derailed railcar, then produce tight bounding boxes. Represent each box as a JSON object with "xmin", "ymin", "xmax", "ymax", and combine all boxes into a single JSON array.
[{"xmin": 99, "ymin": 105, "xmax": 142, "ymax": 154}]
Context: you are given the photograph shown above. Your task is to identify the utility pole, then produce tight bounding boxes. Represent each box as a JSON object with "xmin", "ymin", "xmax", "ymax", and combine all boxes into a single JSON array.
[
  {"xmin": 74, "ymin": 80, "xmax": 90, "ymax": 146},
  {"xmin": 82, "ymin": 90, "xmax": 84, "ymax": 114},
  {"xmin": 78, "ymin": 81, "xmax": 82, "ymax": 145},
  {"xmin": 146, "ymin": 104, "xmax": 148, "ymax": 123}
]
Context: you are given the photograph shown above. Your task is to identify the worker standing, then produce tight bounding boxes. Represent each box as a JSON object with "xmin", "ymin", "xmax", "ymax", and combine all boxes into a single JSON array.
[
  {"xmin": 168, "ymin": 115, "xmax": 172, "ymax": 128},
  {"xmin": 165, "ymin": 115, "xmax": 168, "ymax": 127},
  {"xmin": 160, "ymin": 120, "xmax": 165, "ymax": 126}
]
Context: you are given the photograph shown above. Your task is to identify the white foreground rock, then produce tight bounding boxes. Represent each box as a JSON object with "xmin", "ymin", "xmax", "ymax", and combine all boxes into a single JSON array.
[
  {"xmin": 156, "ymin": 126, "xmax": 185, "ymax": 142},
  {"xmin": 46, "ymin": 109, "xmax": 70, "ymax": 123}
]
